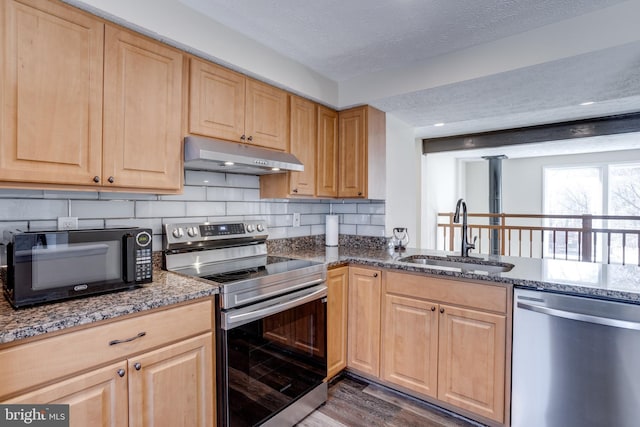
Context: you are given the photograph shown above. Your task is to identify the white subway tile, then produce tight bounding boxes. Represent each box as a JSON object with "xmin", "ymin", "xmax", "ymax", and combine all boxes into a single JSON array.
[
  {"xmin": 357, "ymin": 225, "xmax": 385, "ymax": 237},
  {"xmin": 0, "ymin": 189, "xmax": 43, "ymax": 198},
  {"xmin": 287, "ymin": 226, "xmax": 311, "ymax": 238},
  {"xmin": 267, "ymin": 227, "xmax": 287, "ymax": 239},
  {"xmin": 152, "ymin": 235, "xmax": 162, "ymax": 252},
  {"xmin": 78, "ymin": 219, "xmax": 105, "ymax": 229},
  {"xmin": 162, "ymin": 217, "xmax": 207, "ymax": 225},
  {"xmin": 185, "ymin": 202, "xmax": 226, "ymax": 217},
  {"xmin": 28, "ymin": 220, "xmax": 57, "ymax": 230},
  {"xmin": 206, "ymin": 187, "xmax": 243, "ymax": 201},
  {"xmin": 371, "ymin": 214, "xmax": 385, "ymax": 225},
  {"xmin": 207, "ymin": 216, "xmax": 244, "ymax": 223},
  {"xmin": 135, "ymin": 201, "xmax": 184, "ymax": 218},
  {"xmin": 105, "ymin": 218, "xmax": 163, "ymax": 234},
  {"xmin": 301, "ymin": 214, "xmax": 325, "ymax": 226},
  {"xmin": 159, "ymin": 186, "xmax": 206, "ymax": 201},
  {"xmin": 340, "ymin": 224, "xmax": 357, "ymax": 234},
  {"xmin": 99, "ymin": 192, "xmax": 157, "ymax": 200},
  {"xmin": 243, "ymin": 189, "xmax": 261, "ymax": 201},
  {"xmin": 330, "ymin": 203, "xmax": 358, "ymax": 214},
  {"xmin": 227, "ymin": 201, "xmax": 259, "ymax": 216},
  {"xmin": 44, "ymin": 190, "xmax": 99, "ymax": 200},
  {"xmin": 0, "ymin": 221, "xmax": 29, "ymax": 233},
  {"xmin": 358, "ymin": 203, "xmax": 385, "ymax": 214},
  {"xmin": 0, "ymin": 199, "xmax": 67, "ymax": 220},
  {"xmin": 225, "ymin": 174, "xmax": 259, "ymax": 188},
  {"xmin": 185, "ymin": 170, "xmax": 226, "ymax": 186},
  {"xmin": 342, "ymin": 214, "xmax": 370, "ymax": 225},
  {"xmin": 311, "ymin": 224, "xmax": 325, "ymax": 235},
  {"xmin": 71, "ymin": 200, "xmax": 135, "ymax": 219}
]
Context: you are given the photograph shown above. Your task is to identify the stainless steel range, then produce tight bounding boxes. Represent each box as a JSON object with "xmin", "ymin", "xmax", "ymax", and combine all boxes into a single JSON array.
[{"xmin": 163, "ymin": 221, "xmax": 328, "ymax": 427}]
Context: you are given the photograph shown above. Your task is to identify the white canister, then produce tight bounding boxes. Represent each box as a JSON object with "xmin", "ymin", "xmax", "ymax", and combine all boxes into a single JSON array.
[{"xmin": 325, "ymin": 215, "xmax": 339, "ymax": 247}]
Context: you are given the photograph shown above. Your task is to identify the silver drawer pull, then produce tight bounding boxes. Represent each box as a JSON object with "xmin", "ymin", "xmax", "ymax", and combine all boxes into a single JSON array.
[{"xmin": 109, "ymin": 331, "xmax": 146, "ymax": 346}]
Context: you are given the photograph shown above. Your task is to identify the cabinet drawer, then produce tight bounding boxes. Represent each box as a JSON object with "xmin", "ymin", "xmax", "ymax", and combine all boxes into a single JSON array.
[
  {"xmin": 0, "ymin": 299, "xmax": 212, "ymax": 399},
  {"xmin": 385, "ymin": 271, "xmax": 507, "ymax": 313}
]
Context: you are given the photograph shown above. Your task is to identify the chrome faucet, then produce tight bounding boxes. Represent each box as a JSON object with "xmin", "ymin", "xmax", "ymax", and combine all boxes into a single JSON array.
[{"xmin": 453, "ymin": 198, "xmax": 477, "ymax": 257}]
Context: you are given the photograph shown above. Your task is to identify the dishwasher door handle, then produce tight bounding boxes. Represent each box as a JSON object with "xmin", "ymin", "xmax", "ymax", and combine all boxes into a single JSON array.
[{"xmin": 518, "ymin": 301, "xmax": 640, "ymax": 331}]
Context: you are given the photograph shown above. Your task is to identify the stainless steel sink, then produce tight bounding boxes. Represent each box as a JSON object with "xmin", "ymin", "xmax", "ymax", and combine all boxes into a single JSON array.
[{"xmin": 397, "ymin": 255, "xmax": 514, "ymax": 273}]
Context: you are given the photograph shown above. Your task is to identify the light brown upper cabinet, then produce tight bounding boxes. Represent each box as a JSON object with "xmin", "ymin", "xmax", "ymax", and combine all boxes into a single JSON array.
[
  {"xmin": 0, "ymin": 0, "xmax": 104, "ymax": 186},
  {"xmin": 0, "ymin": 0, "xmax": 183, "ymax": 192},
  {"xmin": 260, "ymin": 95, "xmax": 317, "ymax": 198},
  {"xmin": 338, "ymin": 106, "xmax": 386, "ymax": 199},
  {"xmin": 189, "ymin": 58, "xmax": 288, "ymax": 152},
  {"xmin": 103, "ymin": 26, "xmax": 183, "ymax": 191},
  {"xmin": 316, "ymin": 106, "xmax": 339, "ymax": 197}
]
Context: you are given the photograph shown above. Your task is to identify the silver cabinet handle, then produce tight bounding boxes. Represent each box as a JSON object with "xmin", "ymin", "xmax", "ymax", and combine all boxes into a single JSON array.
[
  {"xmin": 518, "ymin": 302, "xmax": 640, "ymax": 331},
  {"xmin": 117, "ymin": 369, "xmax": 125, "ymax": 377},
  {"xmin": 223, "ymin": 285, "xmax": 327, "ymax": 330},
  {"xmin": 109, "ymin": 332, "xmax": 146, "ymax": 346},
  {"xmin": 134, "ymin": 363, "xmax": 141, "ymax": 371}
]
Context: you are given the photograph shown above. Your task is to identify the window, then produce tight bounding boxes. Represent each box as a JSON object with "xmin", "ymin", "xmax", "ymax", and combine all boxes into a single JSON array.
[{"xmin": 543, "ymin": 163, "xmax": 640, "ymax": 263}]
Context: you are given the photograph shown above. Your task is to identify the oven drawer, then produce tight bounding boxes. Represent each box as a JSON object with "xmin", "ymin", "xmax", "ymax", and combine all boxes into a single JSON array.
[{"xmin": 0, "ymin": 299, "xmax": 212, "ymax": 398}]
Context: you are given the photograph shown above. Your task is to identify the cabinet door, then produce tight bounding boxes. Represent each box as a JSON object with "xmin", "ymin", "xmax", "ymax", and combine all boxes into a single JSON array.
[
  {"xmin": 103, "ymin": 25, "xmax": 183, "ymax": 191},
  {"xmin": 316, "ymin": 106, "xmax": 338, "ymax": 197},
  {"xmin": 338, "ymin": 107, "xmax": 367, "ymax": 198},
  {"xmin": 288, "ymin": 95, "xmax": 316, "ymax": 196},
  {"xmin": 381, "ymin": 295, "xmax": 439, "ymax": 398},
  {"xmin": 0, "ymin": 0, "xmax": 103, "ymax": 186},
  {"xmin": 438, "ymin": 305, "xmax": 506, "ymax": 423},
  {"xmin": 189, "ymin": 58, "xmax": 245, "ymax": 142},
  {"xmin": 245, "ymin": 79, "xmax": 288, "ymax": 151},
  {"xmin": 347, "ymin": 267, "xmax": 381, "ymax": 377},
  {"xmin": 128, "ymin": 333, "xmax": 214, "ymax": 427},
  {"xmin": 5, "ymin": 361, "xmax": 128, "ymax": 427},
  {"xmin": 327, "ymin": 267, "xmax": 348, "ymax": 378}
]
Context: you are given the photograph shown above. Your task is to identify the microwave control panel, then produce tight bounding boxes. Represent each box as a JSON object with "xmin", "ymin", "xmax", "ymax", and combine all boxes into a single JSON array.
[{"xmin": 135, "ymin": 231, "xmax": 153, "ymax": 282}]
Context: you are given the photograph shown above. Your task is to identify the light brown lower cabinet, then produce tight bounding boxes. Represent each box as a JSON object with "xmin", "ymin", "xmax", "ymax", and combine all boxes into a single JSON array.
[
  {"xmin": 0, "ymin": 300, "xmax": 214, "ymax": 427},
  {"xmin": 347, "ymin": 266, "xmax": 382, "ymax": 377},
  {"xmin": 381, "ymin": 271, "xmax": 510, "ymax": 425},
  {"xmin": 327, "ymin": 266, "xmax": 349, "ymax": 379}
]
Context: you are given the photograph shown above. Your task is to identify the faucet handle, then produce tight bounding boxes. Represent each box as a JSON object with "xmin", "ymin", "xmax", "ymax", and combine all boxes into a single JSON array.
[{"xmin": 468, "ymin": 235, "xmax": 477, "ymax": 250}]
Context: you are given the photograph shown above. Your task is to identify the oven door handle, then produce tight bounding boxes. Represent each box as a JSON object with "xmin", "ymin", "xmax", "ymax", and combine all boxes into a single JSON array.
[{"xmin": 222, "ymin": 285, "xmax": 327, "ymax": 330}]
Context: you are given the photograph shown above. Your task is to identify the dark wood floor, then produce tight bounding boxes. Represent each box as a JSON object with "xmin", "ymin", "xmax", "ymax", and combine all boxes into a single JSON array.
[{"xmin": 297, "ymin": 375, "xmax": 481, "ymax": 427}]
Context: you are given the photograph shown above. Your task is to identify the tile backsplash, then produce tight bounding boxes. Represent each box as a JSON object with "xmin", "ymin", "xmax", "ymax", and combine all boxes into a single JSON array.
[{"xmin": 0, "ymin": 171, "xmax": 385, "ymax": 254}]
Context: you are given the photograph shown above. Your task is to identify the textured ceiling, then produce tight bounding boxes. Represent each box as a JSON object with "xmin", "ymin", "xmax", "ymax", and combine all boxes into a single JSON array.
[{"xmin": 178, "ymin": 0, "xmax": 640, "ymax": 140}]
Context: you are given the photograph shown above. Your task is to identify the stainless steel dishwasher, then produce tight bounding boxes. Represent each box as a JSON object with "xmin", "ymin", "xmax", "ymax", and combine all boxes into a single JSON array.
[{"xmin": 512, "ymin": 288, "xmax": 640, "ymax": 427}]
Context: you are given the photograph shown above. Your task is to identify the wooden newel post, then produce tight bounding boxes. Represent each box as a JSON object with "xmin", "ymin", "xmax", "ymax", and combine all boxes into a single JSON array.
[{"xmin": 582, "ymin": 214, "xmax": 593, "ymax": 262}]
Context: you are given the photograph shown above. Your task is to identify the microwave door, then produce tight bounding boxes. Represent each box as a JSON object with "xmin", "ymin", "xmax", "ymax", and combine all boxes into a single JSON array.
[{"xmin": 30, "ymin": 243, "xmax": 113, "ymax": 290}]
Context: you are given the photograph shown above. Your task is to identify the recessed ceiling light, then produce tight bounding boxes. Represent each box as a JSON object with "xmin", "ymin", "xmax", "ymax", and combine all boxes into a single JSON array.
[
  {"xmin": 580, "ymin": 101, "xmax": 595, "ymax": 106},
  {"xmin": 224, "ymin": 161, "xmax": 234, "ymax": 166},
  {"xmin": 434, "ymin": 122, "xmax": 445, "ymax": 127}
]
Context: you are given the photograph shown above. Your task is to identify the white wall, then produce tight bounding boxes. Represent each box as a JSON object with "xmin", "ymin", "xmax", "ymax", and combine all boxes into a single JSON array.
[
  {"xmin": 421, "ymin": 153, "xmax": 458, "ymax": 249},
  {"xmin": 384, "ymin": 114, "xmax": 420, "ymax": 246}
]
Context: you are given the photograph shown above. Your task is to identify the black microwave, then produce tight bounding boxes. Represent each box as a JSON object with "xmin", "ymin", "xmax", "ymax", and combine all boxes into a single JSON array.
[{"xmin": 3, "ymin": 228, "xmax": 153, "ymax": 308}]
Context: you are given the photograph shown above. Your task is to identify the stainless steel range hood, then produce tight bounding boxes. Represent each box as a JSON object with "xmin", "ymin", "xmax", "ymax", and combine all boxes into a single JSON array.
[{"xmin": 184, "ymin": 136, "xmax": 303, "ymax": 175}]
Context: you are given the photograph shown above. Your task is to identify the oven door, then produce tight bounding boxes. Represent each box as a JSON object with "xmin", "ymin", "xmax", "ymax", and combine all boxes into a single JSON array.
[{"xmin": 218, "ymin": 284, "xmax": 327, "ymax": 427}]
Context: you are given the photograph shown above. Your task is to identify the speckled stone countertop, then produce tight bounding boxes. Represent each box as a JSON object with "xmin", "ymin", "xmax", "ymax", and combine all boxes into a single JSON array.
[
  {"xmin": 271, "ymin": 245, "xmax": 640, "ymax": 304},
  {"xmin": 0, "ymin": 269, "xmax": 219, "ymax": 344}
]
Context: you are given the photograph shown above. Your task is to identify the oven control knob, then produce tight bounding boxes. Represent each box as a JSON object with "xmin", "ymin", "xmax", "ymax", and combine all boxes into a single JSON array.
[
  {"xmin": 256, "ymin": 224, "xmax": 264, "ymax": 232},
  {"xmin": 172, "ymin": 228, "xmax": 184, "ymax": 238},
  {"xmin": 246, "ymin": 224, "xmax": 255, "ymax": 233},
  {"xmin": 187, "ymin": 227, "xmax": 198, "ymax": 237}
]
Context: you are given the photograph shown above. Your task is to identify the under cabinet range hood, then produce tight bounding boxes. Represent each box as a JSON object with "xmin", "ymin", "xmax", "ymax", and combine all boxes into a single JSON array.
[{"xmin": 183, "ymin": 136, "xmax": 304, "ymax": 175}]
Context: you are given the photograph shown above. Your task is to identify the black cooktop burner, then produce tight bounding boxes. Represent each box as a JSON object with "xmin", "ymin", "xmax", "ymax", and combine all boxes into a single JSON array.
[{"xmin": 201, "ymin": 256, "xmax": 321, "ymax": 285}]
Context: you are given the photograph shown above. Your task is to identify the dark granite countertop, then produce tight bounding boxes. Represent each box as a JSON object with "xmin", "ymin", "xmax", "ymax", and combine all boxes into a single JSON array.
[
  {"xmin": 271, "ymin": 245, "xmax": 640, "ymax": 304},
  {"xmin": 0, "ymin": 269, "xmax": 219, "ymax": 344}
]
